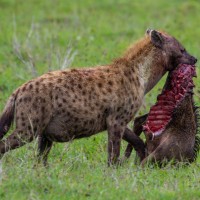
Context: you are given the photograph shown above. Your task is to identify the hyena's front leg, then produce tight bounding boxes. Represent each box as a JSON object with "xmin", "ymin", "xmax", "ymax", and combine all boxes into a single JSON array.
[{"xmin": 107, "ymin": 123, "xmax": 125, "ymax": 166}]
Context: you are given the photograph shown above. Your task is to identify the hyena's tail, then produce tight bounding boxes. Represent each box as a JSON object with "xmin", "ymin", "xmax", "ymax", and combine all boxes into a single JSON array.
[{"xmin": 0, "ymin": 90, "xmax": 18, "ymax": 140}]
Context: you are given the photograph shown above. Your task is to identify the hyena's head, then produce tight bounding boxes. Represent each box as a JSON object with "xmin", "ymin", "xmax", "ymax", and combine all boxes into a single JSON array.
[{"xmin": 146, "ymin": 29, "xmax": 197, "ymax": 70}]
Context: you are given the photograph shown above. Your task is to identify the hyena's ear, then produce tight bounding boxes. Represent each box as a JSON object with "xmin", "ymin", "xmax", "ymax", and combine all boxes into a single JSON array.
[{"xmin": 150, "ymin": 30, "xmax": 164, "ymax": 49}]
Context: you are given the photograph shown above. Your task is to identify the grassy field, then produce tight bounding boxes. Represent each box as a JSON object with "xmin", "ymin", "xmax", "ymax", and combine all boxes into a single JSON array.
[{"xmin": 0, "ymin": 0, "xmax": 200, "ymax": 199}]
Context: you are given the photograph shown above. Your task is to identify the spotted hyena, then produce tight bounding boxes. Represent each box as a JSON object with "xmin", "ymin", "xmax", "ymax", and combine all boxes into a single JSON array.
[{"xmin": 0, "ymin": 29, "xmax": 197, "ymax": 166}]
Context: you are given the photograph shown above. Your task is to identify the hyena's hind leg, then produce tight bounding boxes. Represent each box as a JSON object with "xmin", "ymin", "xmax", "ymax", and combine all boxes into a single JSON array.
[
  {"xmin": 0, "ymin": 129, "xmax": 34, "ymax": 159},
  {"xmin": 37, "ymin": 134, "xmax": 53, "ymax": 166}
]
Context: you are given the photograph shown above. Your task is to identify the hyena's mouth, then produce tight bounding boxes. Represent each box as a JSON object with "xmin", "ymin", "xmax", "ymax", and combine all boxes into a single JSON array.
[{"xmin": 143, "ymin": 63, "xmax": 196, "ymax": 140}]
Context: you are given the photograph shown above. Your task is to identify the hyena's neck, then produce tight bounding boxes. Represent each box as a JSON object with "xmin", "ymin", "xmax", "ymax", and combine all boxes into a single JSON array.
[
  {"xmin": 116, "ymin": 37, "xmax": 166, "ymax": 95},
  {"xmin": 136, "ymin": 49, "xmax": 166, "ymax": 94}
]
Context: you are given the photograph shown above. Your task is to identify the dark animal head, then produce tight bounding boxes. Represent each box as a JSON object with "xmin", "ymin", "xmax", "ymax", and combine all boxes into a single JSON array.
[{"xmin": 146, "ymin": 29, "xmax": 197, "ymax": 71}]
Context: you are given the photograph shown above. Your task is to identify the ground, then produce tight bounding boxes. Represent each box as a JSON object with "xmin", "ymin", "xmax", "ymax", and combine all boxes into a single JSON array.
[{"xmin": 0, "ymin": 0, "xmax": 200, "ymax": 199}]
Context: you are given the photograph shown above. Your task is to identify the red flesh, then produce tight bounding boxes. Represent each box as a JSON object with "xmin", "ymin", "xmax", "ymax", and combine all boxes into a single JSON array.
[{"xmin": 143, "ymin": 64, "xmax": 196, "ymax": 140}]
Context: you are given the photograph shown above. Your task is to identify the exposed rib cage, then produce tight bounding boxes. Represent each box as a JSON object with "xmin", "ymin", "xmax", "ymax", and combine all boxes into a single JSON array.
[{"xmin": 143, "ymin": 64, "xmax": 196, "ymax": 139}]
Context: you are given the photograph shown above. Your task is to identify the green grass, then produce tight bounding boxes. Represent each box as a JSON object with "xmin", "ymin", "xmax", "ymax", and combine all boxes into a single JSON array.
[{"xmin": 0, "ymin": 0, "xmax": 200, "ymax": 199}]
